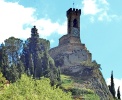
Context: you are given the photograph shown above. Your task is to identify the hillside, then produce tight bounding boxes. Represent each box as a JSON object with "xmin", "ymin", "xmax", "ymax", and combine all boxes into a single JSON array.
[
  {"xmin": 61, "ymin": 74, "xmax": 100, "ymax": 100},
  {"xmin": 0, "ymin": 25, "xmax": 118, "ymax": 100},
  {"xmin": 49, "ymin": 48, "xmax": 114, "ymax": 100}
]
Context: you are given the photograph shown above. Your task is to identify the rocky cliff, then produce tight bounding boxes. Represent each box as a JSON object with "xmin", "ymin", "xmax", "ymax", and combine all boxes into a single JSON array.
[
  {"xmin": 49, "ymin": 7, "xmax": 114, "ymax": 100},
  {"xmin": 49, "ymin": 42, "xmax": 113, "ymax": 100}
]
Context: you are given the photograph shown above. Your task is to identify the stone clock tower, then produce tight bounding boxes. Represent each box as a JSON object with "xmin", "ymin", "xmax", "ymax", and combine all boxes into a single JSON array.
[
  {"xmin": 59, "ymin": 8, "xmax": 81, "ymax": 45},
  {"xmin": 67, "ymin": 8, "xmax": 81, "ymax": 37},
  {"xmin": 49, "ymin": 7, "xmax": 92, "ymax": 65}
]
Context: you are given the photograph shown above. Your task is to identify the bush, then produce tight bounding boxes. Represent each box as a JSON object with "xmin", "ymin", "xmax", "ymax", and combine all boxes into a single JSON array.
[
  {"xmin": 0, "ymin": 74, "xmax": 72, "ymax": 100},
  {"xmin": 69, "ymin": 88, "xmax": 100, "ymax": 100}
]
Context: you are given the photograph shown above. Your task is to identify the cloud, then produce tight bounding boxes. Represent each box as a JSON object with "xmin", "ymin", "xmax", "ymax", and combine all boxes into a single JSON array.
[
  {"xmin": 98, "ymin": 11, "xmax": 118, "ymax": 22},
  {"xmin": 81, "ymin": 0, "xmax": 119, "ymax": 22},
  {"xmin": 0, "ymin": 0, "xmax": 35, "ymax": 42},
  {"xmin": 82, "ymin": 0, "xmax": 101, "ymax": 15},
  {"xmin": 0, "ymin": 0, "xmax": 66, "ymax": 43},
  {"xmin": 106, "ymin": 78, "xmax": 122, "ymax": 97},
  {"xmin": 32, "ymin": 19, "xmax": 67, "ymax": 38}
]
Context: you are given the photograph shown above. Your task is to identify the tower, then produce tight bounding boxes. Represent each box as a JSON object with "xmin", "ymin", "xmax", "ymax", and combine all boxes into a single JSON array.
[
  {"xmin": 59, "ymin": 8, "xmax": 81, "ymax": 45},
  {"xmin": 67, "ymin": 8, "xmax": 81, "ymax": 37}
]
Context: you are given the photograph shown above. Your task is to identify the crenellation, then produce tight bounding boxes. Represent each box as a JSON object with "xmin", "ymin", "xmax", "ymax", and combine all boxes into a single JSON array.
[{"xmin": 67, "ymin": 8, "xmax": 81, "ymax": 17}]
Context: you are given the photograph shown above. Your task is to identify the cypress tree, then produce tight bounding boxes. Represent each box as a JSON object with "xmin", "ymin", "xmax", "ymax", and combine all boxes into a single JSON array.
[
  {"xmin": 21, "ymin": 26, "xmax": 60, "ymax": 85},
  {"xmin": 110, "ymin": 71, "xmax": 116, "ymax": 98},
  {"xmin": 117, "ymin": 86, "xmax": 121, "ymax": 100}
]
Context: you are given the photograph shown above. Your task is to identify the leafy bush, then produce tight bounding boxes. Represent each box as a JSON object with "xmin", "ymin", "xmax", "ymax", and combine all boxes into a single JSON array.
[
  {"xmin": 0, "ymin": 74, "xmax": 72, "ymax": 100},
  {"xmin": 84, "ymin": 94, "xmax": 100, "ymax": 100},
  {"xmin": 61, "ymin": 75, "xmax": 73, "ymax": 89},
  {"xmin": 69, "ymin": 88, "xmax": 94, "ymax": 95},
  {"xmin": 69, "ymin": 88, "xmax": 100, "ymax": 100},
  {"xmin": 0, "ymin": 72, "xmax": 6, "ymax": 89},
  {"xmin": 70, "ymin": 88, "xmax": 82, "ymax": 95}
]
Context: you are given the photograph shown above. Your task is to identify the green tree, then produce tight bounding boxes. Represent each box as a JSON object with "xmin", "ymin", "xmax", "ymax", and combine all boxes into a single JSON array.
[
  {"xmin": 117, "ymin": 86, "xmax": 121, "ymax": 100},
  {"xmin": 109, "ymin": 71, "xmax": 116, "ymax": 98},
  {"xmin": 0, "ymin": 71, "xmax": 6, "ymax": 90},
  {"xmin": 6, "ymin": 64, "xmax": 20, "ymax": 82},
  {"xmin": 28, "ymin": 54, "xmax": 34, "ymax": 76},
  {"xmin": 0, "ymin": 44, "xmax": 9, "ymax": 79},
  {"xmin": 4, "ymin": 37, "xmax": 23, "ymax": 65},
  {"xmin": 0, "ymin": 37, "xmax": 24, "ymax": 82},
  {"xmin": 21, "ymin": 26, "xmax": 61, "ymax": 86}
]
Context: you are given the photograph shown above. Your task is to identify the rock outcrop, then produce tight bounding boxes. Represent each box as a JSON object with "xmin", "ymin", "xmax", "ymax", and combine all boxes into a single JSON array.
[{"xmin": 49, "ymin": 43, "xmax": 113, "ymax": 100}]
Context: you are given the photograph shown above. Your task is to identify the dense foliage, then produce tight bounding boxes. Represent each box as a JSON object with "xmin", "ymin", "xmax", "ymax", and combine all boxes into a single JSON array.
[
  {"xmin": 0, "ymin": 37, "xmax": 24, "ymax": 82},
  {"xmin": 0, "ymin": 72, "xmax": 6, "ymax": 90},
  {"xmin": 0, "ymin": 74, "xmax": 72, "ymax": 100},
  {"xmin": 0, "ymin": 26, "xmax": 60, "ymax": 85}
]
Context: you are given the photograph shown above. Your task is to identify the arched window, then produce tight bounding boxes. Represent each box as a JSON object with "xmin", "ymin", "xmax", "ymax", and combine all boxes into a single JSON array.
[{"xmin": 73, "ymin": 19, "xmax": 78, "ymax": 28}]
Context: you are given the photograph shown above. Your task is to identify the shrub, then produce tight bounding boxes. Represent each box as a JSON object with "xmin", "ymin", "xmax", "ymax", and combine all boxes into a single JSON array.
[{"xmin": 0, "ymin": 74, "xmax": 72, "ymax": 100}]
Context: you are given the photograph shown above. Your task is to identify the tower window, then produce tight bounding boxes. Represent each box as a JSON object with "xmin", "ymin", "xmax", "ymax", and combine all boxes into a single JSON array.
[{"xmin": 73, "ymin": 19, "xmax": 78, "ymax": 28}]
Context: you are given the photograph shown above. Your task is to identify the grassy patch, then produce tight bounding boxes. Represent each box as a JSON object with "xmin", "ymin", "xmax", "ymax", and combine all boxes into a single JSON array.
[
  {"xmin": 61, "ymin": 75, "xmax": 74, "ymax": 89},
  {"xmin": 71, "ymin": 77, "xmax": 84, "ymax": 84},
  {"xmin": 61, "ymin": 74, "xmax": 100, "ymax": 100}
]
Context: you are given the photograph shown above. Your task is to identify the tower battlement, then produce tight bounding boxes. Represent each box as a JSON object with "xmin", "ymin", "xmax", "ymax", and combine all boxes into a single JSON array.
[{"xmin": 67, "ymin": 8, "xmax": 81, "ymax": 16}]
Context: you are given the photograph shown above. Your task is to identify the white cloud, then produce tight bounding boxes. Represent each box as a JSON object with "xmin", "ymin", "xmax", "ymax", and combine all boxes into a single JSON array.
[
  {"xmin": 106, "ymin": 78, "xmax": 122, "ymax": 98},
  {"xmin": 32, "ymin": 19, "xmax": 67, "ymax": 38},
  {"xmin": 98, "ymin": 11, "xmax": 118, "ymax": 21},
  {"xmin": 0, "ymin": 0, "xmax": 66, "ymax": 43},
  {"xmin": 82, "ymin": 0, "xmax": 101, "ymax": 15},
  {"xmin": 81, "ymin": 0, "xmax": 119, "ymax": 22},
  {"xmin": 0, "ymin": 0, "xmax": 35, "ymax": 42}
]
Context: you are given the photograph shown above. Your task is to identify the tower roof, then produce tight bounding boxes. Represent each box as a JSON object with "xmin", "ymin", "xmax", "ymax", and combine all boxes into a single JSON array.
[{"xmin": 67, "ymin": 8, "xmax": 81, "ymax": 17}]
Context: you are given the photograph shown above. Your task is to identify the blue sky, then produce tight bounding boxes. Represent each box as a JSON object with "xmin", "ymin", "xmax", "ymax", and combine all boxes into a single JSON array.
[{"xmin": 0, "ymin": 0, "xmax": 122, "ymax": 94}]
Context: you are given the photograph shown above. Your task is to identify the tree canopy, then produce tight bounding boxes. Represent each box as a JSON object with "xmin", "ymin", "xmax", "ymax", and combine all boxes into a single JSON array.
[{"xmin": 0, "ymin": 74, "xmax": 72, "ymax": 100}]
